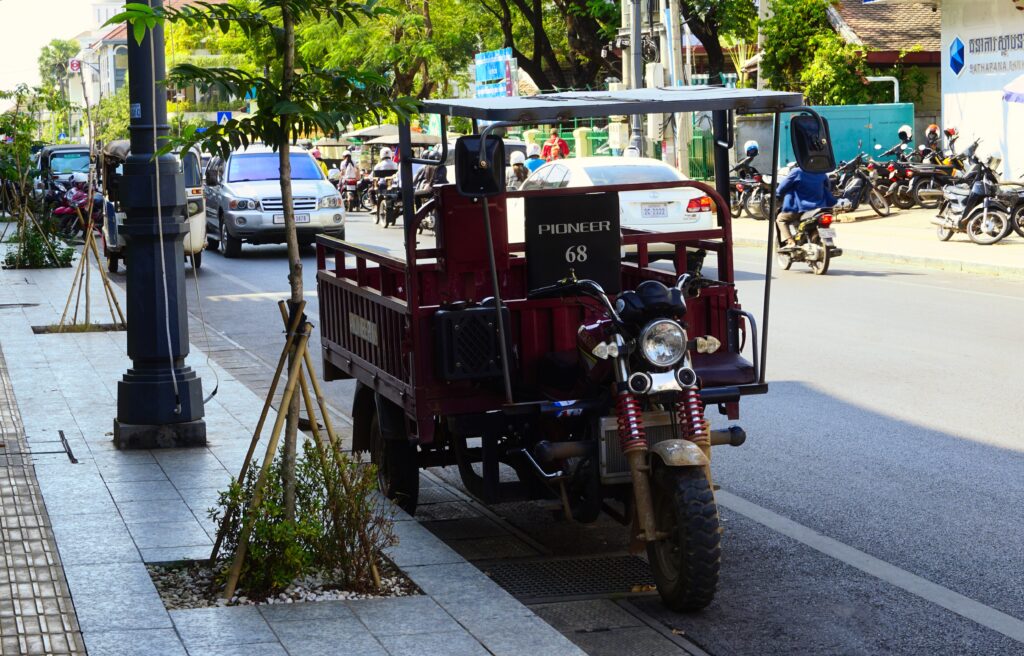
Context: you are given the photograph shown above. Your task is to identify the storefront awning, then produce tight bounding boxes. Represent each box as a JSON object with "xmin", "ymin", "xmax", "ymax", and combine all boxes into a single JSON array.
[{"xmin": 1004, "ymin": 75, "xmax": 1024, "ymax": 104}]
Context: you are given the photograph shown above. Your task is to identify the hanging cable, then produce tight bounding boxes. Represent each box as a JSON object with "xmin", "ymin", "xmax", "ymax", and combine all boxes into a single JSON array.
[
  {"xmin": 150, "ymin": 29, "xmax": 182, "ymax": 414},
  {"xmin": 189, "ymin": 251, "xmax": 220, "ymax": 404}
]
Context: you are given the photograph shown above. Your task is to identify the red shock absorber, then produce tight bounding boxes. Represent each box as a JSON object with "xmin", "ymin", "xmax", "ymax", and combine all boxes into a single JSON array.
[
  {"xmin": 616, "ymin": 391, "xmax": 648, "ymax": 454},
  {"xmin": 677, "ymin": 387, "xmax": 710, "ymax": 448}
]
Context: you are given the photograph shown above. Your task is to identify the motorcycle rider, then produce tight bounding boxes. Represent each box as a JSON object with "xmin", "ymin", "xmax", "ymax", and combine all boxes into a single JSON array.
[
  {"xmin": 524, "ymin": 143, "xmax": 544, "ymax": 172},
  {"xmin": 373, "ymin": 147, "xmax": 398, "ymax": 175},
  {"xmin": 775, "ymin": 165, "xmax": 837, "ymax": 249},
  {"xmin": 311, "ymin": 149, "xmax": 329, "ymax": 177},
  {"xmin": 507, "ymin": 151, "xmax": 529, "ymax": 190},
  {"xmin": 339, "ymin": 150, "xmax": 358, "ymax": 180}
]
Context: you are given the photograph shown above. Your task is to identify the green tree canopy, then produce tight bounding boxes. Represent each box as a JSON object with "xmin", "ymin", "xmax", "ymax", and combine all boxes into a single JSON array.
[
  {"xmin": 94, "ymin": 84, "xmax": 131, "ymax": 144},
  {"xmin": 37, "ymin": 39, "xmax": 81, "ymax": 92},
  {"xmin": 760, "ymin": 0, "xmax": 927, "ymax": 105},
  {"xmin": 678, "ymin": 0, "xmax": 757, "ymax": 82},
  {"xmin": 760, "ymin": 0, "xmax": 833, "ymax": 92}
]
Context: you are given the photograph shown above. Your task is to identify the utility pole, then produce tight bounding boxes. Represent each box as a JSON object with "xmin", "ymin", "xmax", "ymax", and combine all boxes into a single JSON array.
[
  {"xmin": 628, "ymin": 0, "xmax": 644, "ymax": 155},
  {"xmin": 756, "ymin": 0, "xmax": 769, "ymax": 89},
  {"xmin": 114, "ymin": 0, "xmax": 206, "ymax": 449}
]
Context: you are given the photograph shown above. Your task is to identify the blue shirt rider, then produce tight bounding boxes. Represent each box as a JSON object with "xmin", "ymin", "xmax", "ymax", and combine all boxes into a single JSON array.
[{"xmin": 774, "ymin": 166, "xmax": 837, "ymax": 247}]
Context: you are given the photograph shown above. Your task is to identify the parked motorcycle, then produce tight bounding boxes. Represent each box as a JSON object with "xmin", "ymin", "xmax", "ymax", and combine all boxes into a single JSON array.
[
  {"xmin": 775, "ymin": 208, "xmax": 843, "ymax": 275},
  {"xmin": 832, "ymin": 154, "xmax": 889, "ymax": 217},
  {"xmin": 52, "ymin": 174, "xmax": 102, "ymax": 238},
  {"xmin": 1000, "ymin": 184, "xmax": 1024, "ymax": 239},
  {"xmin": 931, "ymin": 152, "xmax": 1012, "ymax": 245},
  {"xmin": 729, "ymin": 151, "xmax": 760, "ymax": 218}
]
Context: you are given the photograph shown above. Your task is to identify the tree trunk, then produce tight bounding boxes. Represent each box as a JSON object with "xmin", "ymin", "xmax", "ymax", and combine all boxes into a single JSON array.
[
  {"xmin": 684, "ymin": 14, "xmax": 727, "ymax": 84},
  {"xmin": 279, "ymin": 3, "xmax": 301, "ymax": 522}
]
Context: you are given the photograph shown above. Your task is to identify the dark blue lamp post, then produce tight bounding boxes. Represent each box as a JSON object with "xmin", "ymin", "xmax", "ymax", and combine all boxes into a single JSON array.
[{"xmin": 113, "ymin": 0, "xmax": 206, "ymax": 449}]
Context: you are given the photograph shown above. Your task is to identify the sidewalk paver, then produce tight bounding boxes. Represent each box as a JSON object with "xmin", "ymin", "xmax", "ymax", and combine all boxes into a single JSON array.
[
  {"xmin": 0, "ymin": 346, "xmax": 86, "ymax": 656},
  {"xmin": 0, "ymin": 262, "xmax": 586, "ymax": 656}
]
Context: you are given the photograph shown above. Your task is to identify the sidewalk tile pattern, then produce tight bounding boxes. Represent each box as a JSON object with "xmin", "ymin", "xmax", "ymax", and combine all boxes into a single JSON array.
[
  {"xmin": 0, "ymin": 347, "xmax": 87, "ymax": 655},
  {"xmin": 0, "ymin": 266, "xmax": 586, "ymax": 656}
]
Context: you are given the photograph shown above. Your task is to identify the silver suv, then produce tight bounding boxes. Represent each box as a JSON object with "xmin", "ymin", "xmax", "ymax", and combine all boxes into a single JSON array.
[{"xmin": 205, "ymin": 146, "xmax": 344, "ymax": 257}]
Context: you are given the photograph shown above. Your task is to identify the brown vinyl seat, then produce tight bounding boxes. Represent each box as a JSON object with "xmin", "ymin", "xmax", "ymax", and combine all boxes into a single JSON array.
[{"xmin": 692, "ymin": 351, "xmax": 756, "ymax": 387}]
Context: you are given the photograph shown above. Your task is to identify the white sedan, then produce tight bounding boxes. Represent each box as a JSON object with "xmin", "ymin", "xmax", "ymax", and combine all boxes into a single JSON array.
[{"xmin": 506, "ymin": 157, "xmax": 715, "ymax": 244}]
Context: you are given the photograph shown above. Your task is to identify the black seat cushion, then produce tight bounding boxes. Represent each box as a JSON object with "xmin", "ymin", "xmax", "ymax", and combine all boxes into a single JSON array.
[{"xmin": 692, "ymin": 351, "xmax": 756, "ymax": 387}]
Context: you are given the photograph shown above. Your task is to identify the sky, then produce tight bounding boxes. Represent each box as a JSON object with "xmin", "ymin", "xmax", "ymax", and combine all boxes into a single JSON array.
[{"xmin": 0, "ymin": 0, "xmax": 97, "ymax": 91}]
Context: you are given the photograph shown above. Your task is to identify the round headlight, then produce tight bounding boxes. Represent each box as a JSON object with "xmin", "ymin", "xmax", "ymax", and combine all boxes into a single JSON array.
[
  {"xmin": 186, "ymin": 201, "xmax": 200, "ymax": 216},
  {"xmin": 639, "ymin": 319, "xmax": 686, "ymax": 368}
]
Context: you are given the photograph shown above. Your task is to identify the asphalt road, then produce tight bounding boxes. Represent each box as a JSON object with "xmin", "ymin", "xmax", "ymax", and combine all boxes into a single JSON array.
[{"xmin": 141, "ymin": 209, "xmax": 1024, "ymax": 655}]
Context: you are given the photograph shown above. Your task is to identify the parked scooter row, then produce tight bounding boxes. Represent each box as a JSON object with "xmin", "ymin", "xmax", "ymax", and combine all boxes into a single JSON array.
[{"xmin": 932, "ymin": 145, "xmax": 1024, "ymax": 245}]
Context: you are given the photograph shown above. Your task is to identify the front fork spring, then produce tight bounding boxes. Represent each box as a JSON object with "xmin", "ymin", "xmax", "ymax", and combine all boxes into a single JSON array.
[
  {"xmin": 616, "ymin": 391, "xmax": 648, "ymax": 454},
  {"xmin": 676, "ymin": 386, "xmax": 710, "ymax": 449}
]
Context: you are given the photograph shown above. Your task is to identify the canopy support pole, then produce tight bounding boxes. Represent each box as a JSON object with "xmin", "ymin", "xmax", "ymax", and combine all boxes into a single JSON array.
[{"xmin": 759, "ymin": 111, "xmax": 781, "ymax": 386}]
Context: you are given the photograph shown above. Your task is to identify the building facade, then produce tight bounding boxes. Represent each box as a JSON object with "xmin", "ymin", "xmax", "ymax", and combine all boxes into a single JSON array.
[{"xmin": 940, "ymin": 0, "xmax": 1024, "ymax": 178}]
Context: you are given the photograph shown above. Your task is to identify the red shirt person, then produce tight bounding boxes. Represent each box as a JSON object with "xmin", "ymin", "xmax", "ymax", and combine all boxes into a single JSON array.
[{"xmin": 541, "ymin": 129, "xmax": 570, "ymax": 161}]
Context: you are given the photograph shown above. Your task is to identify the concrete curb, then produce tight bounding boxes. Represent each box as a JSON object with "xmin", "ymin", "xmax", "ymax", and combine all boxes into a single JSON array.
[{"xmin": 734, "ymin": 237, "xmax": 1024, "ymax": 279}]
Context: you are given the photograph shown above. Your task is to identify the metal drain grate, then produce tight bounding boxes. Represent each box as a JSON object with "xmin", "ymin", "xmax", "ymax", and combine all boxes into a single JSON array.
[{"xmin": 480, "ymin": 555, "xmax": 654, "ymax": 602}]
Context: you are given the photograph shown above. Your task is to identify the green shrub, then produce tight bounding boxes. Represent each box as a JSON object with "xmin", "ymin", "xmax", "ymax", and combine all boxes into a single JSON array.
[
  {"xmin": 3, "ymin": 222, "xmax": 73, "ymax": 269},
  {"xmin": 209, "ymin": 440, "xmax": 395, "ymax": 597}
]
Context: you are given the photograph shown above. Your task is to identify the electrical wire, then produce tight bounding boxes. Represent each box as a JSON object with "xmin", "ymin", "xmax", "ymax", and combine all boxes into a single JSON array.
[
  {"xmin": 189, "ymin": 249, "xmax": 220, "ymax": 404},
  {"xmin": 149, "ymin": 28, "xmax": 182, "ymax": 415}
]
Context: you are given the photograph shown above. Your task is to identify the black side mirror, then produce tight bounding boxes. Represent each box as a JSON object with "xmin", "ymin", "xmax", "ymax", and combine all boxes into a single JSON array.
[
  {"xmin": 790, "ymin": 115, "xmax": 835, "ymax": 174},
  {"xmin": 454, "ymin": 136, "xmax": 505, "ymax": 197}
]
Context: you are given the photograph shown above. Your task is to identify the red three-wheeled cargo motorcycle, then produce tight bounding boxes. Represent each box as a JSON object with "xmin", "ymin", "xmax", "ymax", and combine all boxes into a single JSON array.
[{"xmin": 316, "ymin": 87, "xmax": 834, "ymax": 610}]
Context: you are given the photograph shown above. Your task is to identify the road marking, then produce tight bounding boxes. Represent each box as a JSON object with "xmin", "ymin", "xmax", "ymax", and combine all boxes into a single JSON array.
[
  {"xmin": 205, "ymin": 291, "xmax": 319, "ymax": 302},
  {"xmin": 200, "ymin": 263, "xmax": 268, "ymax": 294},
  {"xmin": 717, "ymin": 490, "xmax": 1024, "ymax": 644}
]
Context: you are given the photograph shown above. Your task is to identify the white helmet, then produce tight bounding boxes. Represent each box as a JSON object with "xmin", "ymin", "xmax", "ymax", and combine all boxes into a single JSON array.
[
  {"xmin": 744, "ymin": 140, "xmax": 759, "ymax": 157},
  {"xmin": 379, "ymin": 147, "xmax": 393, "ymax": 160},
  {"xmin": 527, "ymin": 143, "xmax": 541, "ymax": 158},
  {"xmin": 898, "ymin": 124, "xmax": 913, "ymax": 143},
  {"xmin": 510, "ymin": 151, "xmax": 526, "ymax": 165},
  {"xmin": 71, "ymin": 171, "xmax": 89, "ymax": 185}
]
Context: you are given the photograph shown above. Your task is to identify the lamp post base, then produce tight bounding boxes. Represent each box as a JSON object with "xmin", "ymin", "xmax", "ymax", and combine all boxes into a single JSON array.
[{"xmin": 113, "ymin": 418, "xmax": 207, "ymax": 450}]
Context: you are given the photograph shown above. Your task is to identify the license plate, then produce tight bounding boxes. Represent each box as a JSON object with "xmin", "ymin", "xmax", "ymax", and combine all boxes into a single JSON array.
[
  {"xmin": 641, "ymin": 203, "xmax": 669, "ymax": 219},
  {"xmin": 273, "ymin": 213, "xmax": 310, "ymax": 224},
  {"xmin": 818, "ymin": 228, "xmax": 836, "ymax": 239}
]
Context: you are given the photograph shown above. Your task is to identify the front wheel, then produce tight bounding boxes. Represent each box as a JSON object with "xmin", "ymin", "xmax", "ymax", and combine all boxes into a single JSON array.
[
  {"xmin": 190, "ymin": 250, "xmax": 202, "ymax": 269},
  {"xmin": 868, "ymin": 188, "xmax": 890, "ymax": 217},
  {"xmin": 220, "ymin": 217, "xmax": 242, "ymax": 258},
  {"xmin": 966, "ymin": 210, "xmax": 1011, "ymax": 245},
  {"xmin": 647, "ymin": 467, "xmax": 720, "ymax": 612}
]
